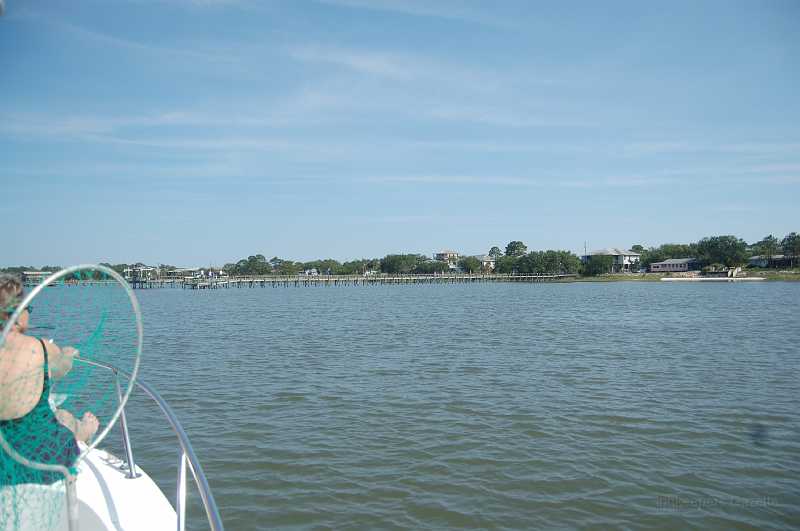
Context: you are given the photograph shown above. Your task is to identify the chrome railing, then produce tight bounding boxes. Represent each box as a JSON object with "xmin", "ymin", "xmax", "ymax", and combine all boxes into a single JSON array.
[{"xmin": 77, "ymin": 357, "xmax": 224, "ymax": 531}]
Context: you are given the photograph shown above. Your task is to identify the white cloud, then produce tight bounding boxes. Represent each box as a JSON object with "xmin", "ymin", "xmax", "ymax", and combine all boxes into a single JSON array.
[
  {"xmin": 29, "ymin": 11, "xmax": 237, "ymax": 64},
  {"xmin": 363, "ymin": 175, "xmax": 541, "ymax": 186},
  {"xmin": 429, "ymin": 106, "xmax": 595, "ymax": 128},
  {"xmin": 288, "ymin": 46, "xmax": 413, "ymax": 80},
  {"xmin": 362, "ymin": 174, "xmax": 673, "ymax": 188},
  {"xmin": 314, "ymin": 0, "xmax": 516, "ymax": 28},
  {"xmin": 622, "ymin": 141, "xmax": 800, "ymax": 156}
]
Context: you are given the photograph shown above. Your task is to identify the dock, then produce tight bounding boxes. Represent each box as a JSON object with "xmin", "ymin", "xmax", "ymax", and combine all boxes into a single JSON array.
[{"xmin": 178, "ymin": 273, "xmax": 578, "ymax": 289}]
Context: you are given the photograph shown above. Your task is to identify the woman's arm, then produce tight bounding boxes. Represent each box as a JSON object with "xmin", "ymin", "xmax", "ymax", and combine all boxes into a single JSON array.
[{"xmin": 45, "ymin": 340, "xmax": 77, "ymax": 379}]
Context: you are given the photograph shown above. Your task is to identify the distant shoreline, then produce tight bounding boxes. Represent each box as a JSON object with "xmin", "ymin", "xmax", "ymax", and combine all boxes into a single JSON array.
[
  {"xmin": 571, "ymin": 271, "xmax": 800, "ymax": 282},
  {"xmin": 22, "ymin": 270, "xmax": 799, "ymax": 290}
]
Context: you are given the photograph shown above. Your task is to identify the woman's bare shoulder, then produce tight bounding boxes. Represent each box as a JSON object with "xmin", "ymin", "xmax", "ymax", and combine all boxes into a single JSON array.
[
  {"xmin": 0, "ymin": 334, "xmax": 44, "ymax": 367},
  {"xmin": 0, "ymin": 335, "xmax": 45, "ymax": 420}
]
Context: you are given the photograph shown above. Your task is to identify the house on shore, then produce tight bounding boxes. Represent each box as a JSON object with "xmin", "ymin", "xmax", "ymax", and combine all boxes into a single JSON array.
[
  {"xmin": 123, "ymin": 266, "xmax": 159, "ymax": 282},
  {"xmin": 435, "ymin": 250, "xmax": 460, "ymax": 264},
  {"xmin": 650, "ymin": 258, "xmax": 700, "ymax": 273},
  {"xmin": 748, "ymin": 255, "xmax": 790, "ymax": 268},
  {"xmin": 581, "ymin": 248, "xmax": 641, "ymax": 273},
  {"xmin": 473, "ymin": 254, "xmax": 496, "ymax": 271},
  {"xmin": 163, "ymin": 268, "xmax": 201, "ymax": 280},
  {"xmin": 21, "ymin": 271, "xmax": 52, "ymax": 286}
]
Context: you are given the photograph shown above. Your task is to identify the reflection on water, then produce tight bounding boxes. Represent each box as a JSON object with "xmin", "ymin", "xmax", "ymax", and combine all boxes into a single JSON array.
[{"xmin": 95, "ymin": 282, "xmax": 797, "ymax": 529}]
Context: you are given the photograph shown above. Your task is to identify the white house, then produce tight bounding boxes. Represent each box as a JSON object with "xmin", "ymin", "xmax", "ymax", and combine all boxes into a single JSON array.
[
  {"xmin": 21, "ymin": 271, "xmax": 52, "ymax": 286},
  {"xmin": 581, "ymin": 248, "xmax": 641, "ymax": 273},
  {"xmin": 434, "ymin": 250, "xmax": 460, "ymax": 264},
  {"xmin": 471, "ymin": 255, "xmax": 495, "ymax": 271},
  {"xmin": 123, "ymin": 266, "xmax": 158, "ymax": 281}
]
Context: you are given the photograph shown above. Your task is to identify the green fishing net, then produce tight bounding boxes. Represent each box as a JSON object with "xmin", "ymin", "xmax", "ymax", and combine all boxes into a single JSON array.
[{"xmin": 0, "ymin": 265, "xmax": 141, "ymax": 530}]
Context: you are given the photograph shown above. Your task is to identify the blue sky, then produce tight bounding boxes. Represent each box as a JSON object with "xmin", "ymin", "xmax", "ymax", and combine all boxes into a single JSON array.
[{"xmin": 2, "ymin": 0, "xmax": 798, "ymax": 266}]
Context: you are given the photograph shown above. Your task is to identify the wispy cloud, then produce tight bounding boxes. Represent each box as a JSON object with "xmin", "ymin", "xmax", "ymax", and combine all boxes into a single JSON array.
[
  {"xmin": 287, "ymin": 44, "xmax": 496, "ymax": 88},
  {"xmin": 26, "ymin": 10, "xmax": 237, "ymax": 64},
  {"xmin": 362, "ymin": 174, "xmax": 673, "ymax": 188},
  {"xmin": 315, "ymin": 0, "xmax": 516, "ymax": 28},
  {"xmin": 288, "ymin": 46, "xmax": 413, "ymax": 80},
  {"xmin": 283, "ymin": 43, "xmax": 576, "ymax": 133},
  {"xmin": 556, "ymin": 175, "xmax": 671, "ymax": 189},
  {"xmin": 713, "ymin": 205, "xmax": 759, "ymax": 213},
  {"xmin": 363, "ymin": 175, "xmax": 542, "ymax": 186},
  {"xmin": 741, "ymin": 174, "xmax": 800, "ymax": 185},
  {"xmin": 429, "ymin": 106, "xmax": 595, "ymax": 128},
  {"xmin": 0, "ymin": 107, "xmax": 324, "ymax": 138},
  {"xmin": 0, "ymin": 112, "xmax": 212, "ymax": 136},
  {"xmin": 622, "ymin": 141, "xmax": 800, "ymax": 156}
]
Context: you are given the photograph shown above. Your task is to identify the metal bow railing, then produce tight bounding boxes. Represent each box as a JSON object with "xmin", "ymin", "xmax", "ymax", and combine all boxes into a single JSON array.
[{"xmin": 76, "ymin": 357, "xmax": 224, "ymax": 531}]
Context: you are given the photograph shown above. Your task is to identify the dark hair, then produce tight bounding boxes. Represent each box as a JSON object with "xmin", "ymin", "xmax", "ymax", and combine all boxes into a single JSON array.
[{"xmin": 0, "ymin": 273, "xmax": 23, "ymax": 324}]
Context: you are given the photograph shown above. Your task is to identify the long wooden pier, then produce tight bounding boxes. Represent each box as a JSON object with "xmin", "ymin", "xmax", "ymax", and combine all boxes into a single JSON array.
[{"xmin": 176, "ymin": 273, "xmax": 578, "ymax": 290}]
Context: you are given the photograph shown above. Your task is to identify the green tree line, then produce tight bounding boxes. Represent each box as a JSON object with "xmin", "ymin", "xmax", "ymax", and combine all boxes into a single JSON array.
[
  {"xmin": 4, "ymin": 232, "xmax": 798, "ymax": 277},
  {"xmin": 631, "ymin": 232, "xmax": 800, "ymax": 270}
]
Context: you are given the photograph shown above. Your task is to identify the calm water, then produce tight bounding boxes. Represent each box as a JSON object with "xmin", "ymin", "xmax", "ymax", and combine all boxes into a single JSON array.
[{"xmin": 102, "ymin": 282, "xmax": 799, "ymax": 530}]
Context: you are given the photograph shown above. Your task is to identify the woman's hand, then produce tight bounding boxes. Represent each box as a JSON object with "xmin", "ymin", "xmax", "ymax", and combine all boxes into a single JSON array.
[{"xmin": 49, "ymin": 342, "xmax": 78, "ymax": 379}]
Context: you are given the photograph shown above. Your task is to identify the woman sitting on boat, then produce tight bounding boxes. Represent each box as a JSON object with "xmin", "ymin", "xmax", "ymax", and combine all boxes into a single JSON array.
[{"xmin": 0, "ymin": 274, "xmax": 98, "ymax": 485}]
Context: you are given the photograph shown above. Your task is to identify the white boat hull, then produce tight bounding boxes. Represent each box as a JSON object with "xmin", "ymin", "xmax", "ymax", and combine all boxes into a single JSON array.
[{"xmin": 1, "ymin": 447, "xmax": 176, "ymax": 531}]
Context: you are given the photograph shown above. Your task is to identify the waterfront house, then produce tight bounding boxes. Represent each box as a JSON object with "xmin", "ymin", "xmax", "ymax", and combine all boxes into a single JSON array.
[
  {"xmin": 21, "ymin": 271, "xmax": 52, "ymax": 286},
  {"xmin": 748, "ymin": 254, "xmax": 789, "ymax": 268},
  {"xmin": 435, "ymin": 250, "xmax": 460, "ymax": 264},
  {"xmin": 580, "ymin": 248, "xmax": 641, "ymax": 273},
  {"xmin": 650, "ymin": 258, "xmax": 700, "ymax": 272},
  {"xmin": 472, "ymin": 254, "xmax": 496, "ymax": 271},
  {"xmin": 163, "ymin": 268, "xmax": 202, "ymax": 280},
  {"xmin": 123, "ymin": 266, "xmax": 159, "ymax": 282}
]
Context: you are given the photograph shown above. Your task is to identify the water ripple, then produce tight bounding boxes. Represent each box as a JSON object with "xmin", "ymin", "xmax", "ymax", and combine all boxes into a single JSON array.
[{"xmin": 93, "ymin": 282, "xmax": 800, "ymax": 529}]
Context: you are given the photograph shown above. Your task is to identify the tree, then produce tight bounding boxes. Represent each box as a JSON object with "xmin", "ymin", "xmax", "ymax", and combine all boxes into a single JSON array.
[
  {"xmin": 458, "ymin": 256, "xmax": 481, "ymax": 273},
  {"xmin": 488, "ymin": 246, "xmax": 503, "ymax": 260},
  {"xmin": 97, "ymin": 263, "xmax": 128, "ymax": 276},
  {"xmin": 246, "ymin": 254, "xmax": 270, "ymax": 275},
  {"xmin": 276, "ymin": 260, "xmax": 301, "ymax": 275},
  {"xmin": 782, "ymin": 232, "xmax": 800, "ymax": 268},
  {"xmin": 696, "ymin": 235, "xmax": 748, "ymax": 267},
  {"xmin": 582, "ymin": 255, "xmax": 614, "ymax": 276},
  {"xmin": 380, "ymin": 254, "xmax": 423, "ymax": 274},
  {"xmin": 755, "ymin": 235, "xmax": 779, "ymax": 268},
  {"xmin": 415, "ymin": 260, "xmax": 450, "ymax": 274},
  {"xmin": 558, "ymin": 251, "xmax": 583, "ymax": 274},
  {"xmin": 340, "ymin": 259, "xmax": 369, "ymax": 275},
  {"xmin": 505, "ymin": 241, "xmax": 527, "ymax": 257},
  {"xmin": 495, "ymin": 255, "xmax": 518, "ymax": 274},
  {"xmin": 517, "ymin": 250, "xmax": 582, "ymax": 275}
]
